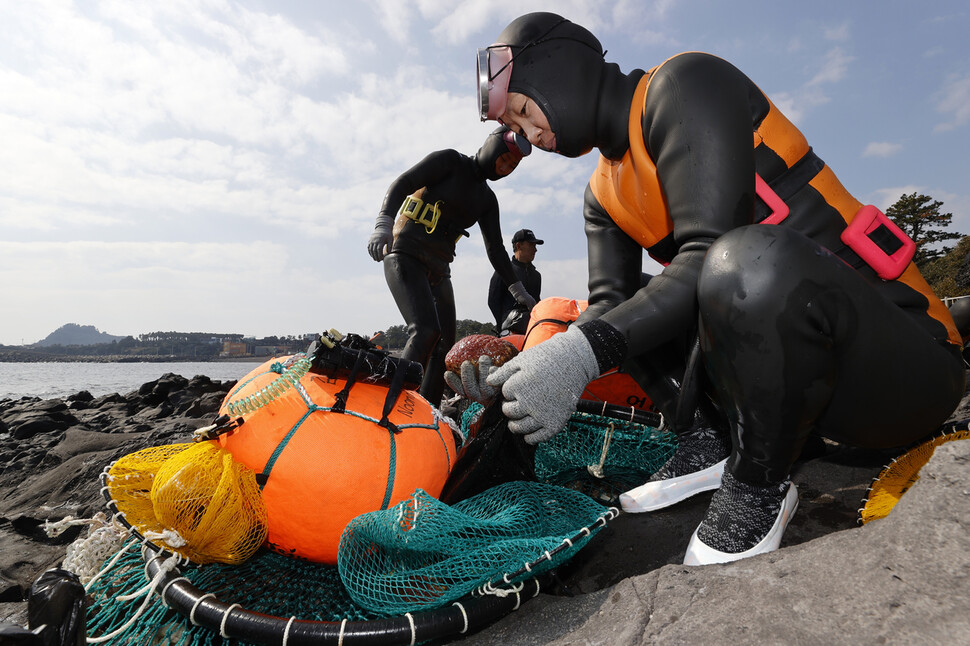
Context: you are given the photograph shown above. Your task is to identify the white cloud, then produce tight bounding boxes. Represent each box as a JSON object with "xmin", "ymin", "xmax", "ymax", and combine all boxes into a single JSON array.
[
  {"xmin": 0, "ymin": 1, "xmax": 967, "ymax": 349},
  {"xmin": 862, "ymin": 142, "xmax": 903, "ymax": 158},
  {"xmin": 823, "ymin": 22, "xmax": 850, "ymax": 42},
  {"xmin": 0, "ymin": 240, "xmax": 289, "ymax": 281},
  {"xmin": 372, "ymin": 0, "xmax": 414, "ymax": 45},
  {"xmin": 424, "ymin": 1, "xmax": 630, "ymax": 47},
  {"xmin": 870, "ymin": 185, "xmax": 923, "ymax": 212},
  {"xmin": 807, "ymin": 47, "xmax": 852, "ymax": 87},
  {"xmin": 0, "ymin": 240, "xmax": 292, "ymax": 342},
  {"xmin": 766, "ymin": 90, "xmax": 818, "ymax": 127},
  {"xmin": 934, "ymin": 72, "xmax": 970, "ymax": 132},
  {"xmin": 770, "ymin": 46, "xmax": 853, "ymax": 124},
  {"xmin": 0, "ymin": 2, "xmax": 491, "ymax": 245}
]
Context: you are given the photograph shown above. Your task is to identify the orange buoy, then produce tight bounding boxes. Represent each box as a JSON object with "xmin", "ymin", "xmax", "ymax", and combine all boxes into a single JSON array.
[
  {"xmin": 503, "ymin": 333, "xmax": 526, "ymax": 351},
  {"xmin": 523, "ymin": 297, "xmax": 655, "ymax": 412},
  {"xmin": 218, "ymin": 356, "xmax": 456, "ymax": 564}
]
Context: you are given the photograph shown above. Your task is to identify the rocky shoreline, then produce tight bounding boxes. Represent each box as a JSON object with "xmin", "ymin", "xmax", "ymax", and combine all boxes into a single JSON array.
[
  {"xmin": 1, "ymin": 372, "xmax": 969, "ymax": 644},
  {"xmin": 0, "ymin": 374, "xmax": 233, "ymax": 610},
  {"xmin": 0, "ymin": 352, "xmax": 265, "ymax": 363}
]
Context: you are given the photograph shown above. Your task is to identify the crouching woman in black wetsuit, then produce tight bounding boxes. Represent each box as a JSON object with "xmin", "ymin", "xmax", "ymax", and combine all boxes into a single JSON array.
[
  {"xmin": 474, "ymin": 13, "xmax": 966, "ymax": 565},
  {"xmin": 367, "ymin": 126, "xmax": 534, "ymax": 407}
]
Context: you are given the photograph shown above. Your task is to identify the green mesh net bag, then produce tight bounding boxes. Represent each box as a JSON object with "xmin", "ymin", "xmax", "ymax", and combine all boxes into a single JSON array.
[
  {"xmin": 534, "ymin": 404, "xmax": 677, "ymax": 503},
  {"xmin": 86, "ymin": 477, "xmax": 615, "ymax": 645},
  {"xmin": 82, "ymin": 387, "xmax": 667, "ymax": 644},
  {"xmin": 85, "ymin": 547, "xmax": 386, "ymax": 645},
  {"xmin": 338, "ymin": 481, "xmax": 613, "ymax": 615}
]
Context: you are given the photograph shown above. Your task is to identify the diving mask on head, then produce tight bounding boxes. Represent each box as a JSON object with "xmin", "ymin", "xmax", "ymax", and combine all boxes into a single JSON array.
[
  {"xmin": 502, "ymin": 128, "xmax": 532, "ymax": 157},
  {"xmin": 476, "ymin": 125, "xmax": 530, "ymax": 181},
  {"xmin": 477, "ymin": 16, "xmax": 571, "ymax": 123},
  {"xmin": 477, "ymin": 45, "xmax": 513, "ymax": 121}
]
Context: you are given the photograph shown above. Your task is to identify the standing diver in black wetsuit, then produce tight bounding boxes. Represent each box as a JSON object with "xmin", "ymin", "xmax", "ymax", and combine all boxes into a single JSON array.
[
  {"xmin": 488, "ymin": 228, "xmax": 543, "ymax": 335},
  {"xmin": 472, "ymin": 13, "xmax": 966, "ymax": 565},
  {"xmin": 368, "ymin": 126, "xmax": 535, "ymax": 407}
]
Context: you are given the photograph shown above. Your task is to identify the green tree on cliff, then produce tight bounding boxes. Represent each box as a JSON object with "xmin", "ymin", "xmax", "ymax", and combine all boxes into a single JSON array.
[
  {"xmin": 921, "ymin": 235, "xmax": 970, "ymax": 299},
  {"xmin": 886, "ymin": 192, "xmax": 962, "ymax": 266}
]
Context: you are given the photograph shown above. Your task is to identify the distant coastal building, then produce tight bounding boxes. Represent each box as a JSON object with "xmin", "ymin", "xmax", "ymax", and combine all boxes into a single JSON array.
[
  {"xmin": 254, "ymin": 345, "xmax": 288, "ymax": 356},
  {"xmin": 221, "ymin": 341, "xmax": 250, "ymax": 357}
]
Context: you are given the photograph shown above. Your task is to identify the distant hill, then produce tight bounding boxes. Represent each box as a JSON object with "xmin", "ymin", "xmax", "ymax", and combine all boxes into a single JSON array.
[{"xmin": 35, "ymin": 324, "xmax": 126, "ymax": 347}]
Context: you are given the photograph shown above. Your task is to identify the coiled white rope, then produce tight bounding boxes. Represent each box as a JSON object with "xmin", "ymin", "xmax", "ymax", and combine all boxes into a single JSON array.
[
  {"xmin": 587, "ymin": 422, "xmax": 615, "ymax": 479},
  {"xmin": 282, "ymin": 616, "xmax": 297, "ymax": 646},
  {"xmin": 337, "ymin": 618, "xmax": 348, "ymax": 646},
  {"xmin": 405, "ymin": 612, "xmax": 416, "ymax": 646},
  {"xmin": 46, "ymin": 513, "xmax": 129, "ymax": 586},
  {"xmin": 219, "ymin": 603, "xmax": 242, "ymax": 639},
  {"xmin": 190, "ymin": 593, "xmax": 216, "ymax": 626},
  {"xmin": 85, "ymin": 552, "xmax": 181, "ymax": 644},
  {"xmin": 142, "ymin": 528, "xmax": 187, "ymax": 549},
  {"xmin": 478, "ymin": 580, "xmax": 524, "ymax": 598},
  {"xmin": 452, "ymin": 601, "xmax": 469, "ymax": 634},
  {"xmin": 81, "ymin": 537, "xmax": 140, "ymax": 594}
]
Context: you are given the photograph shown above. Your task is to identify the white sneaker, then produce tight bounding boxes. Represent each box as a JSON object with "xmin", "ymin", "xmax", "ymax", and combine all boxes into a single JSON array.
[
  {"xmin": 619, "ymin": 458, "xmax": 727, "ymax": 513},
  {"xmin": 683, "ymin": 482, "xmax": 799, "ymax": 566}
]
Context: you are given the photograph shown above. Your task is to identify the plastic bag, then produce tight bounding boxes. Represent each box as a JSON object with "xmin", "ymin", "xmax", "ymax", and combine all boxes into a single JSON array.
[
  {"xmin": 0, "ymin": 623, "xmax": 43, "ymax": 645},
  {"xmin": 27, "ymin": 569, "xmax": 86, "ymax": 646}
]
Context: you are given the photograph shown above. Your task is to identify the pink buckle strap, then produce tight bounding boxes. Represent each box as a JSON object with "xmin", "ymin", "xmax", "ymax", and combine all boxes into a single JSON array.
[{"xmin": 840, "ymin": 205, "xmax": 915, "ymax": 280}]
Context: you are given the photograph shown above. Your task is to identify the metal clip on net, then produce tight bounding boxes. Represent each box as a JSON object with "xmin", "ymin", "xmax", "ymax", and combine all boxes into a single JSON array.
[{"xmin": 192, "ymin": 415, "xmax": 245, "ymax": 442}]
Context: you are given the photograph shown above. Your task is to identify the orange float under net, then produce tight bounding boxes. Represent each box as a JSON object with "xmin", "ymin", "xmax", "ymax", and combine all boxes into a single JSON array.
[{"xmin": 218, "ymin": 354, "xmax": 457, "ymax": 564}]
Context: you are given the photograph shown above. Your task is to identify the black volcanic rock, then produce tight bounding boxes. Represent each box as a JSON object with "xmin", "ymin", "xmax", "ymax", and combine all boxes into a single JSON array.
[{"xmin": 0, "ymin": 374, "xmax": 235, "ymax": 611}]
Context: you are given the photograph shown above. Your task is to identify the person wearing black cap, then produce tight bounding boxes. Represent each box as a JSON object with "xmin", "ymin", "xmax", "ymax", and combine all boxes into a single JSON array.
[
  {"xmin": 488, "ymin": 228, "xmax": 543, "ymax": 335},
  {"xmin": 367, "ymin": 126, "xmax": 535, "ymax": 407},
  {"xmin": 471, "ymin": 13, "xmax": 965, "ymax": 565}
]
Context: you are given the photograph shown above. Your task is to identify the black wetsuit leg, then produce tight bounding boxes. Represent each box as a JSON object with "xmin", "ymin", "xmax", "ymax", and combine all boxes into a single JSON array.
[
  {"xmin": 697, "ymin": 225, "xmax": 966, "ymax": 485},
  {"xmin": 624, "ymin": 335, "xmax": 727, "ymax": 434},
  {"xmin": 422, "ymin": 275, "xmax": 456, "ymax": 406},
  {"xmin": 384, "ymin": 252, "xmax": 441, "ymax": 386}
]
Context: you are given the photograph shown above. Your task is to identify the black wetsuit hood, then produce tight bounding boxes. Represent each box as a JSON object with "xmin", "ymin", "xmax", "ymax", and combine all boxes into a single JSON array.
[
  {"xmin": 496, "ymin": 12, "xmax": 644, "ymax": 159},
  {"xmin": 474, "ymin": 125, "xmax": 527, "ymax": 181}
]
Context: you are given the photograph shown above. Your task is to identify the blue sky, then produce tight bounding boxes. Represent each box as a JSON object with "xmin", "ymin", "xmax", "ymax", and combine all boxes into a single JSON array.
[{"xmin": 1, "ymin": 1, "xmax": 968, "ymax": 345}]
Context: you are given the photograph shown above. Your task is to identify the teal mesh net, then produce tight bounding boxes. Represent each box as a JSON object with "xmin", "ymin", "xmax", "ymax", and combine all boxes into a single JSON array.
[
  {"xmin": 86, "ymin": 482, "xmax": 614, "ymax": 644},
  {"xmin": 338, "ymin": 481, "xmax": 611, "ymax": 615},
  {"xmin": 84, "ymin": 405, "xmax": 674, "ymax": 644},
  {"xmin": 86, "ymin": 547, "xmax": 385, "ymax": 645},
  {"xmin": 535, "ymin": 409, "xmax": 677, "ymax": 503}
]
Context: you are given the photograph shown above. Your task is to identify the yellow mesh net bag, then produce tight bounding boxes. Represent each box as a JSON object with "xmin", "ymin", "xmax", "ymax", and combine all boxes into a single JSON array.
[
  {"xmin": 105, "ymin": 441, "xmax": 268, "ymax": 564},
  {"xmin": 106, "ymin": 443, "xmax": 191, "ymax": 538},
  {"xmin": 859, "ymin": 425, "xmax": 970, "ymax": 525}
]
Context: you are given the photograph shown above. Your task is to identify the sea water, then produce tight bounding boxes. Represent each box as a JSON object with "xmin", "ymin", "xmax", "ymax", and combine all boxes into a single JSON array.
[{"xmin": 0, "ymin": 361, "xmax": 264, "ymax": 400}]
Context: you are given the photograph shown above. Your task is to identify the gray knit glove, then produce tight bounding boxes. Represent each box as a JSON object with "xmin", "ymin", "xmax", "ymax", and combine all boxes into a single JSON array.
[
  {"xmin": 367, "ymin": 221, "xmax": 394, "ymax": 261},
  {"xmin": 444, "ymin": 356, "xmax": 498, "ymax": 405},
  {"xmin": 486, "ymin": 325, "xmax": 599, "ymax": 444},
  {"xmin": 508, "ymin": 281, "xmax": 537, "ymax": 311}
]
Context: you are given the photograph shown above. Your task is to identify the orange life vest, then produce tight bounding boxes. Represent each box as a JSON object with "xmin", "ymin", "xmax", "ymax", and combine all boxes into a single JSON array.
[{"xmin": 588, "ymin": 63, "xmax": 960, "ymax": 346}]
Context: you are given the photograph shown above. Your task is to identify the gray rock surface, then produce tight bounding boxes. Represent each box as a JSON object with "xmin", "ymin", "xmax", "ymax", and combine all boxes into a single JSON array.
[
  {"xmin": 458, "ymin": 439, "xmax": 970, "ymax": 645},
  {"xmin": 1, "ymin": 373, "xmax": 969, "ymax": 645}
]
